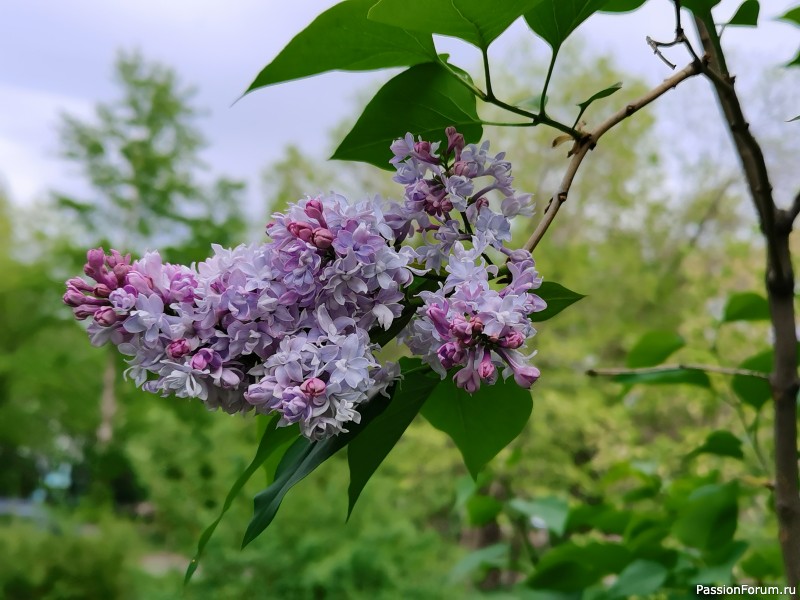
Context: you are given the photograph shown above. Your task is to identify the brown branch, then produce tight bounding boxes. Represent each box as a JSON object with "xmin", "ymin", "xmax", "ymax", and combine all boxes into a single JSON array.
[
  {"xmin": 587, "ymin": 363, "xmax": 770, "ymax": 380},
  {"xmin": 693, "ymin": 16, "xmax": 800, "ymax": 591},
  {"xmin": 523, "ymin": 61, "xmax": 701, "ymax": 252}
]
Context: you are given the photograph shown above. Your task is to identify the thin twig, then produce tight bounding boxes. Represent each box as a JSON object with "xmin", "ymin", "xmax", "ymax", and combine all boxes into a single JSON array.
[
  {"xmin": 523, "ymin": 61, "xmax": 701, "ymax": 252},
  {"xmin": 587, "ymin": 363, "xmax": 770, "ymax": 380}
]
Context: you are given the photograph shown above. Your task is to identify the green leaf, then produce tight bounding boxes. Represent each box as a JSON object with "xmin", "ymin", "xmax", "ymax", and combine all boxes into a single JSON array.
[
  {"xmin": 613, "ymin": 368, "xmax": 711, "ymax": 388},
  {"xmin": 789, "ymin": 113, "xmax": 800, "ymax": 120},
  {"xmin": 466, "ymin": 494, "xmax": 504, "ymax": 525},
  {"xmin": 687, "ymin": 430, "xmax": 744, "ymax": 461},
  {"xmin": 508, "ymin": 497, "xmax": 569, "ymax": 536},
  {"xmin": 524, "ymin": 0, "xmax": 609, "ymax": 52},
  {"xmin": 691, "ymin": 541, "xmax": 748, "ymax": 585},
  {"xmin": 608, "ymin": 559, "xmax": 669, "ymax": 598},
  {"xmin": 421, "ymin": 377, "xmax": 533, "ymax": 479},
  {"xmin": 731, "ymin": 349, "xmax": 772, "ymax": 409},
  {"xmin": 332, "ymin": 62, "xmax": 482, "ymax": 169},
  {"xmin": 779, "ymin": 6, "xmax": 800, "ymax": 26},
  {"xmin": 626, "ymin": 331, "xmax": 684, "ymax": 368},
  {"xmin": 450, "ymin": 544, "xmax": 509, "ymax": 581},
  {"xmin": 244, "ymin": 0, "xmax": 436, "ymax": 94},
  {"xmin": 368, "ymin": 0, "xmax": 546, "ymax": 50},
  {"xmin": 241, "ymin": 384, "xmax": 397, "ymax": 547},
  {"xmin": 672, "ymin": 482, "xmax": 739, "ymax": 551},
  {"xmin": 740, "ymin": 543, "xmax": 785, "ymax": 580},
  {"xmin": 681, "ymin": 0, "xmax": 722, "ymax": 14},
  {"xmin": 527, "ymin": 542, "xmax": 631, "ymax": 591},
  {"xmin": 185, "ymin": 416, "xmax": 299, "ymax": 584},
  {"xmin": 577, "ymin": 82, "xmax": 622, "ymax": 111},
  {"xmin": 601, "ymin": 0, "xmax": 648, "ymax": 12},
  {"xmin": 727, "ymin": 0, "xmax": 759, "ymax": 26},
  {"xmin": 346, "ymin": 358, "xmax": 441, "ymax": 518},
  {"xmin": 529, "ymin": 281, "xmax": 586, "ymax": 322},
  {"xmin": 722, "ymin": 291, "xmax": 770, "ymax": 322}
]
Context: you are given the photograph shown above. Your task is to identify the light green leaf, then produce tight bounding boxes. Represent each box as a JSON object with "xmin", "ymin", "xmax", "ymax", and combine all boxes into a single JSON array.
[
  {"xmin": 450, "ymin": 544, "xmax": 509, "ymax": 581},
  {"xmin": 245, "ymin": 0, "xmax": 436, "ymax": 94},
  {"xmin": 466, "ymin": 494, "xmax": 504, "ymax": 525},
  {"xmin": 529, "ymin": 281, "xmax": 586, "ymax": 322},
  {"xmin": 577, "ymin": 82, "xmax": 623, "ymax": 110},
  {"xmin": 368, "ymin": 0, "xmax": 547, "ymax": 50},
  {"xmin": 626, "ymin": 331, "xmax": 684, "ymax": 368},
  {"xmin": 332, "ymin": 62, "xmax": 482, "ymax": 168},
  {"xmin": 185, "ymin": 416, "xmax": 299, "ymax": 584},
  {"xmin": 722, "ymin": 291, "xmax": 770, "ymax": 322},
  {"xmin": 508, "ymin": 497, "xmax": 569, "ymax": 536},
  {"xmin": 421, "ymin": 377, "xmax": 533, "ymax": 479},
  {"xmin": 727, "ymin": 0, "xmax": 759, "ymax": 26},
  {"xmin": 687, "ymin": 430, "xmax": 744, "ymax": 461},
  {"xmin": 524, "ymin": 0, "xmax": 609, "ymax": 52},
  {"xmin": 690, "ymin": 541, "xmax": 748, "ymax": 585},
  {"xmin": 608, "ymin": 560, "xmax": 669, "ymax": 598},
  {"xmin": 347, "ymin": 358, "xmax": 441, "ymax": 518},
  {"xmin": 672, "ymin": 482, "xmax": 739, "ymax": 550},
  {"xmin": 528, "ymin": 542, "xmax": 631, "ymax": 591},
  {"xmin": 601, "ymin": 0, "xmax": 649, "ymax": 12}
]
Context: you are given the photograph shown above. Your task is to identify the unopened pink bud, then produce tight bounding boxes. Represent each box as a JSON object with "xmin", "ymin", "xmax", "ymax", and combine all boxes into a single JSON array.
[
  {"xmin": 469, "ymin": 316, "xmax": 484, "ymax": 334},
  {"xmin": 414, "ymin": 141, "xmax": 439, "ymax": 164},
  {"xmin": 445, "ymin": 126, "xmax": 465, "ymax": 159},
  {"xmin": 67, "ymin": 277, "xmax": 93, "ymax": 292},
  {"xmin": 300, "ymin": 377, "xmax": 326, "ymax": 397},
  {"xmin": 311, "ymin": 227, "xmax": 334, "ymax": 249},
  {"xmin": 501, "ymin": 331, "xmax": 525, "ymax": 349},
  {"xmin": 74, "ymin": 305, "xmax": 100, "ymax": 320},
  {"xmin": 94, "ymin": 284, "xmax": 112, "ymax": 298},
  {"xmin": 304, "ymin": 199, "xmax": 326, "ymax": 225},
  {"xmin": 288, "ymin": 221, "xmax": 314, "ymax": 242},
  {"xmin": 167, "ymin": 339, "xmax": 192, "ymax": 359},
  {"xmin": 478, "ymin": 352, "xmax": 495, "ymax": 380},
  {"xmin": 86, "ymin": 248, "xmax": 105, "ymax": 269},
  {"xmin": 63, "ymin": 288, "xmax": 87, "ymax": 307},
  {"xmin": 94, "ymin": 306, "xmax": 119, "ymax": 327}
]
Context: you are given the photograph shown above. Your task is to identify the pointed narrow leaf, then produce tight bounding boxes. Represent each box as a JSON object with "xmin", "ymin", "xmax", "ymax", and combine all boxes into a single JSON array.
[
  {"xmin": 613, "ymin": 368, "xmax": 711, "ymax": 388},
  {"xmin": 790, "ymin": 113, "xmax": 800, "ymax": 121},
  {"xmin": 577, "ymin": 82, "xmax": 623, "ymax": 110},
  {"xmin": 241, "ymin": 385, "xmax": 396, "ymax": 547},
  {"xmin": 626, "ymin": 331, "xmax": 684, "ymax": 368},
  {"xmin": 529, "ymin": 281, "xmax": 585, "ymax": 322},
  {"xmin": 245, "ymin": 0, "xmax": 436, "ymax": 94},
  {"xmin": 524, "ymin": 0, "xmax": 609, "ymax": 52},
  {"xmin": 601, "ymin": 0, "xmax": 649, "ymax": 12},
  {"xmin": 722, "ymin": 291, "xmax": 770, "ymax": 322},
  {"xmin": 333, "ymin": 62, "xmax": 482, "ymax": 168},
  {"xmin": 421, "ymin": 377, "xmax": 532, "ymax": 479},
  {"xmin": 368, "ymin": 0, "xmax": 546, "ymax": 49},
  {"xmin": 347, "ymin": 359, "xmax": 441, "ymax": 518},
  {"xmin": 727, "ymin": 0, "xmax": 759, "ymax": 26},
  {"xmin": 185, "ymin": 416, "xmax": 299, "ymax": 584}
]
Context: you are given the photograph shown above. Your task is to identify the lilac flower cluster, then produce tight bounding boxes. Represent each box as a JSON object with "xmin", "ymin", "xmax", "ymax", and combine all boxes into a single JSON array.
[
  {"xmin": 65, "ymin": 128, "xmax": 546, "ymax": 438},
  {"xmin": 64, "ymin": 194, "xmax": 414, "ymax": 439},
  {"xmin": 386, "ymin": 127, "xmax": 546, "ymax": 392}
]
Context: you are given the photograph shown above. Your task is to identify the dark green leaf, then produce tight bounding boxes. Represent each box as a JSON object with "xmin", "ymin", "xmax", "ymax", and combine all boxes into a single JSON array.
[
  {"xmin": 779, "ymin": 6, "xmax": 800, "ymax": 26},
  {"xmin": 524, "ymin": 0, "xmax": 609, "ymax": 52},
  {"xmin": 727, "ymin": 0, "xmax": 759, "ymax": 26},
  {"xmin": 731, "ymin": 349, "xmax": 772, "ymax": 409},
  {"xmin": 245, "ymin": 0, "xmax": 436, "ymax": 94},
  {"xmin": 566, "ymin": 503, "xmax": 630, "ymax": 535},
  {"xmin": 601, "ymin": 0, "xmax": 649, "ymax": 12},
  {"xmin": 466, "ymin": 494, "xmax": 504, "ymax": 525},
  {"xmin": 687, "ymin": 430, "xmax": 744, "ymax": 461},
  {"xmin": 347, "ymin": 358, "xmax": 441, "ymax": 518},
  {"xmin": 577, "ymin": 82, "xmax": 622, "ymax": 110},
  {"xmin": 368, "ymin": 0, "xmax": 546, "ymax": 50},
  {"xmin": 789, "ymin": 113, "xmax": 800, "ymax": 120},
  {"xmin": 332, "ymin": 62, "xmax": 482, "ymax": 168},
  {"xmin": 185, "ymin": 416, "xmax": 299, "ymax": 584},
  {"xmin": 626, "ymin": 331, "xmax": 684, "ymax": 368},
  {"xmin": 691, "ymin": 541, "xmax": 748, "ymax": 586},
  {"xmin": 722, "ymin": 291, "xmax": 770, "ymax": 322},
  {"xmin": 608, "ymin": 560, "xmax": 668, "ymax": 598},
  {"xmin": 529, "ymin": 281, "xmax": 586, "ymax": 322},
  {"xmin": 509, "ymin": 497, "xmax": 569, "ymax": 536},
  {"xmin": 527, "ymin": 542, "xmax": 631, "ymax": 591},
  {"xmin": 421, "ymin": 377, "xmax": 533, "ymax": 479},
  {"xmin": 613, "ymin": 368, "xmax": 711, "ymax": 388},
  {"xmin": 241, "ymin": 385, "xmax": 396, "ymax": 547},
  {"xmin": 740, "ymin": 543, "xmax": 785, "ymax": 580},
  {"xmin": 681, "ymin": 0, "xmax": 722, "ymax": 13},
  {"xmin": 672, "ymin": 482, "xmax": 739, "ymax": 550}
]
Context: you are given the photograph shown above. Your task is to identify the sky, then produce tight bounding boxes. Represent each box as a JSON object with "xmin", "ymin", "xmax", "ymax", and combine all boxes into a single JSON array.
[{"xmin": 0, "ymin": 0, "xmax": 797, "ymax": 212}]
